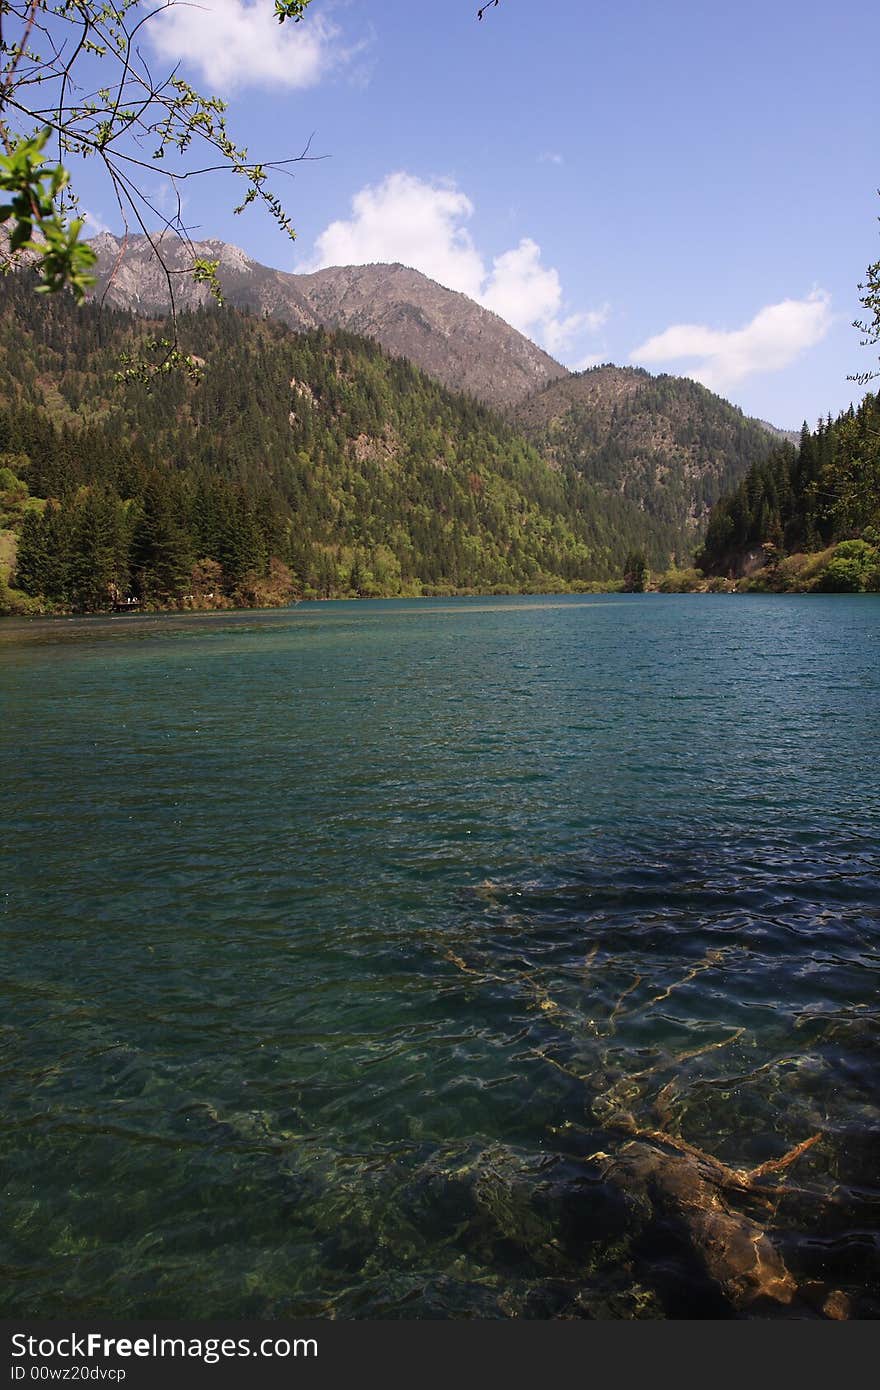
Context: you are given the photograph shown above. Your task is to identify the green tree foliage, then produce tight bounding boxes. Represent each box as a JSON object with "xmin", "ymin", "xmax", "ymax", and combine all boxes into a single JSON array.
[
  {"xmin": 66, "ymin": 487, "xmax": 128, "ymax": 609},
  {"xmin": 0, "ymin": 274, "xmax": 679, "ymax": 610},
  {"xmin": 656, "ymin": 566, "xmax": 703, "ymax": 593},
  {"xmin": 130, "ymin": 476, "xmax": 193, "ymax": 605},
  {"xmin": 0, "ymin": 130, "xmax": 96, "ymax": 301},
  {"xmin": 622, "ymin": 549, "xmax": 648, "ymax": 593},
  {"xmin": 815, "ymin": 538, "xmax": 880, "ymax": 593},
  {"xmin": 697, "ymin": 393, "xmax": 880, "ymax": 587}
]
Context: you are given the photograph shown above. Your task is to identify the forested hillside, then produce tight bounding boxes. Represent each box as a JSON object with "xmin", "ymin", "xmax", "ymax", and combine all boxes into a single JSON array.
[
  {"xmin": 697, "ymin": 393, "xmax": 880, "ymax": 591},
  {"xmin": 511, "ymin": 365, "xmax": 777, "ymax": 560},
  {"xmin": 0, "ymin": 277, "xmax": 672, "ymax": 613}
]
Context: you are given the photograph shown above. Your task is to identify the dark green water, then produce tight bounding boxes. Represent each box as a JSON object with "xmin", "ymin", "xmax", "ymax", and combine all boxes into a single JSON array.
[{"xmin": 2, "ymin": 594, "xmax": 879, "ymax": 1319}]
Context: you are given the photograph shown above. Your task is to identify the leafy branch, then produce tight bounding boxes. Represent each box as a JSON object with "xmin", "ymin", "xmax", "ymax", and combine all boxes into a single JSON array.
[
  {"xmin": 0, "ymin": 0, "xmax": 320, "ymax": 334},
  {"xmin": 849, "ymin": 190, "xmax": 879, "ymax": 385},
  {"xmin": 0, "ymin": 125, "xmax": 97, "ymax": 299}
]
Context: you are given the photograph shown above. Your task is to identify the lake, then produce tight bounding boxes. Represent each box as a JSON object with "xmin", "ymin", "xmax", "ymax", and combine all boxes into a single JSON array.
[{"xmin": 2, "ymin": 594, "xmax": 879, "ymax": 1318}]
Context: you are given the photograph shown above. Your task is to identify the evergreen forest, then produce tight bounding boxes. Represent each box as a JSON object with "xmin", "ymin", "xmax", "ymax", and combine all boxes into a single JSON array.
[
  {"xmin": 697, "ymin": 394, "xmax": 880, "ymax": 592},
  {"xmin": 0, "ymin": 276, "xmax": 673, "ymax": 613},
  {"xmin": 513, "ymin": 366, "xmax": 777, "ymax": 560}
]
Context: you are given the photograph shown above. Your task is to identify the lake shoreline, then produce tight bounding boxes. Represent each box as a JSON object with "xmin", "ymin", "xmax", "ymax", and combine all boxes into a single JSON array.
[{"xmin": 6, "ymin": 578, "xmax": 878, "ymax": 621}]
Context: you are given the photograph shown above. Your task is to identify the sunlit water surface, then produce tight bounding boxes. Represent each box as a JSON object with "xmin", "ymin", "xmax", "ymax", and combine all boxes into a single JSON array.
[{"xmin": 2, "ymin": 594, "xmax": 879, "ymax": 1318}]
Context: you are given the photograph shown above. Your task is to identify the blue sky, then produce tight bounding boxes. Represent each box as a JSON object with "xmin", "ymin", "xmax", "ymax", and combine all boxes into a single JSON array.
[{"xmin": 77, "ymin": 0, "xmax": 878, "ymax": 426}]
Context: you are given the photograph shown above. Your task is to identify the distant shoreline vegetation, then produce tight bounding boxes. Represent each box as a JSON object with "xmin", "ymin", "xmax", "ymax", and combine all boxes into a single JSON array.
[
  {"xmin": 6, "ymin": 498, "xmax": 880, "ymax": 617},
  {"xmin": 5, "ymin": 575, "xmax": 880, "ymax": 620},
  {"xmin": 0, "ymin": 576, "xmax": 626, "ymax": 618}
]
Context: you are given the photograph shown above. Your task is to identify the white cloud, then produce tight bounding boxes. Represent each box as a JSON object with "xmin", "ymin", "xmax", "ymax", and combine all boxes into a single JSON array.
[
  {"xmin": 484, "ymin": 245, "xmax": 606, "ymax": 356},
  {"xmin": 307, "ymin": 173, "xmax": 486, "ymax": 299},
  {"xmin": 482, "ymin": 238, "xmax": 564, "ymax": 338},
  {"xmin": 539, "ymin": 152, "xmax": 564, "ymax": 166},
  {"xmin": 303, "ymin": 172, "xmax": 606, "ymax": 360},
  {"xmin": 148, "ymin": 1, "xmax": 342, "ymax": 91},
  {"xmin": 631, "ymin": 291, "xmax": 833, "ymax": 392},
  {"xmin": 583, "ymin": 304, "xmax": 611, "ymax": 332},
  {"xmin": 542, "ymin": 312, "xmax": 594, "ymax": 357},
  {"xmin": 82, "ymin": 209, "xmax": 111, "ymax": 236}
]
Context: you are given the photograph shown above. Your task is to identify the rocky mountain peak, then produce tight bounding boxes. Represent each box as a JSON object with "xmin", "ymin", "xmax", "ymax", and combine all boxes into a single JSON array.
[{"xmin": 86, "ymin": 235, "xmax": 568, "ymax": 410}]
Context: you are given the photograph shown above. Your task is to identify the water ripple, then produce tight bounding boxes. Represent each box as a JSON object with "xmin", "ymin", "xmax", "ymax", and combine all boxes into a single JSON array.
[{"xmin": 2, "ymin": 595, "xmax": 879, "ymax": 1317}]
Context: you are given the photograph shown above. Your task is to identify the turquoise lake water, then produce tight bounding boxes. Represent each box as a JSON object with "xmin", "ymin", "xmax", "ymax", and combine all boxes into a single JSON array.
[{"xmin": 2, "ymin": 594, "xmax": 879, "ymax": 1318}]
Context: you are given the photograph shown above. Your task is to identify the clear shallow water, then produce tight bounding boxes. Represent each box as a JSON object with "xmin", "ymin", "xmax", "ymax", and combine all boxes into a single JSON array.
[{"xmin": 2, "ymin": 593, "xmax": 879, "ymax": 1319}]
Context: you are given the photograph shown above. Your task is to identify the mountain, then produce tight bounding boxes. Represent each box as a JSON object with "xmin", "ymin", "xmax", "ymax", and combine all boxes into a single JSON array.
[
  {"xmin": 87, "ymin": 234, "xmax": 569, "ymax": 411},
  {"xmin": 511, "ymin": 365, "xmax": 778, "ymax": 559},
  {"xmin": 84, "ymin": 236, "xmax": 779, "ymax": 562},
  {"xmin": 0, "ymin": 235, "xmax": 783, "ymax": 600},
  {"xmin": 0, "ymin": 274, "xmax": 674, "ymax": 614},
  {"xmin": 755, "ymin": 419, "xmax": 801, "ymax": 446}
]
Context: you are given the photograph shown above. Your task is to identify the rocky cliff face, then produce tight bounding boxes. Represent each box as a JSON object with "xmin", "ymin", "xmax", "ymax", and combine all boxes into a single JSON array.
[
  {"xmin": 295, "ymin": 262, "xmax": 569, "ymax": 408},
  {"xmin": 88, "ymin": 234, "xmax": 568, "ymax": 410}
]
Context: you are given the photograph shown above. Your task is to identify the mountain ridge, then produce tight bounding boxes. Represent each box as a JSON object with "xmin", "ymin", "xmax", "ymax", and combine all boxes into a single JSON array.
[
  {"xmin": 79, "ymin": 233, "xmax": 787, "ymax": 565},
  {"xmin": 87, "ymin": 233, "xmax": 569, "ymax": 411},
  {"xmin": 86, "ymin": 232, "xmax": 794, "ymax": 442},
  {"xmin": 511, "ymin": 364, "xmax": 779, "ymax": 556}
]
